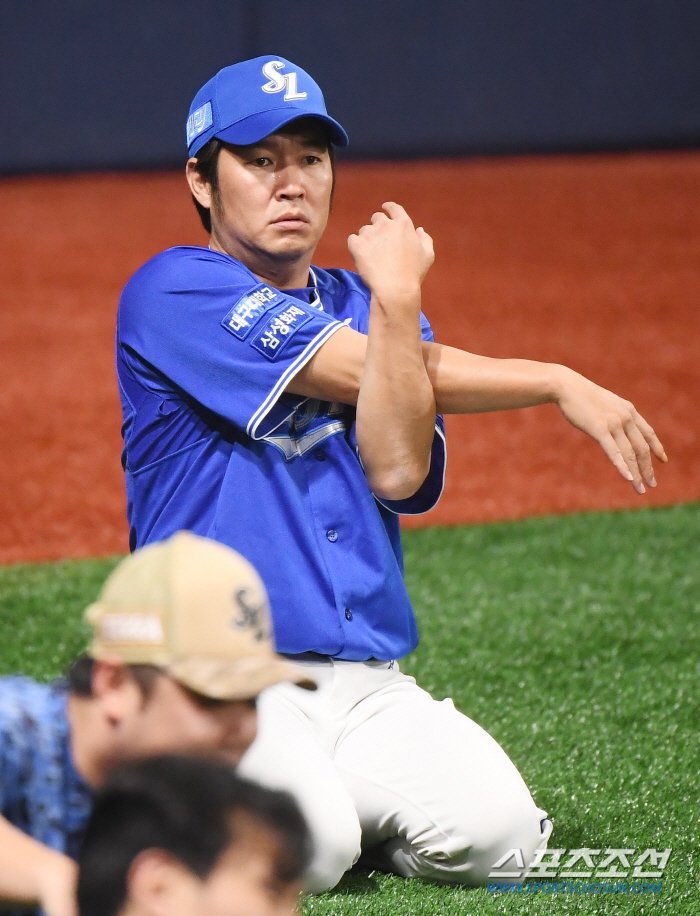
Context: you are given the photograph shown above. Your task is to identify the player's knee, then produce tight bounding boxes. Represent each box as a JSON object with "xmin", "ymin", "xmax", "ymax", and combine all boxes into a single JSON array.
[
  {"xmin": 303, "ymin": 806, "xmax": 362, "ymax": 894},
  {"xmin": 458, "ymin": 808, "xmax": 551, "ymax": 886},
  {"xmin": 430, "ymin": 759, "xmax": 551, "ymax": 885},
  {"xmin": 384, "ymin": 804, "xmax": 550, "ymax": 887}
]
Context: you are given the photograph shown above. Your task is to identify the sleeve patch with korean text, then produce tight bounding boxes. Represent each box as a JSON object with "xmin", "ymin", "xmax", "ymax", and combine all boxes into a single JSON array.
[
  {"xmin": 221, "ymin": 284, "xmax": 282, "ymax": 340},
  {"xmin": 250, "ymin": 303, "xmax": 314, "ymax": 360}
]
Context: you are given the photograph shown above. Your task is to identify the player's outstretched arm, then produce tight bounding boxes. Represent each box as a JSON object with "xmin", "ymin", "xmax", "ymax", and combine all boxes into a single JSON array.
[
  {"xmin": 289, "ymin": 333, "xmax": 666, "ymax": 495},
  {"xmin": 421, "ymin": 342, "xmax": 667, "ymax": 494},
  {"xmin": 0, "ymin": 815, "xmax": 78, "ymax": 916}
]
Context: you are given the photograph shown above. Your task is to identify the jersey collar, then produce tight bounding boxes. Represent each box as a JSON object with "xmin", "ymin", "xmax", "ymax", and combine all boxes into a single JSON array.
[
  {"xmin": 206, "ymin": 244, "xmax": 324, "ymax": 310},
  {"xmin": 308, "ymin": 267, "xmax": 323, "ymax": 311}
]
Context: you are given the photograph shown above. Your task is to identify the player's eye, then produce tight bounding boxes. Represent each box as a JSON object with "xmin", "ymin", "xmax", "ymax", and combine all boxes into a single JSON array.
[{"xmin": 249, "ymin": 156, "xmax": 272, "ymax": 167}]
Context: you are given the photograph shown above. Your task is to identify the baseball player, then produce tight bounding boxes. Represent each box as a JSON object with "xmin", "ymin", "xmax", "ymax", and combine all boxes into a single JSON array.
[{"xmin": 116, "ymin": 56, "xmax": 666, "ymax": 892}]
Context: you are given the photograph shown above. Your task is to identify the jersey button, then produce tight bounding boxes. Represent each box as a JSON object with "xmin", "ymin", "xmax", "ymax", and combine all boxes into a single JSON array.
[
  {"xmin": 326, "ymin": 529, "xmax": 338, "ymax": 542},
  {"xmin": 345, "ymin": 608, "xmax": 353, "ymax": 621},
  {"xmin": 314, "ymin": 449, "xmax": 326, "ymax": 461}
]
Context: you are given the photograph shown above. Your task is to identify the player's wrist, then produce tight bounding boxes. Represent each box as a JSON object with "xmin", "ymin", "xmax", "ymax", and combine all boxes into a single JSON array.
[
  {"xmin": 545, "ymin": 363, "xmax": 578, "ymax": 405},
  {"xmin": 369, "ymin": 284, "xmax": 422, "ymax": 314}
]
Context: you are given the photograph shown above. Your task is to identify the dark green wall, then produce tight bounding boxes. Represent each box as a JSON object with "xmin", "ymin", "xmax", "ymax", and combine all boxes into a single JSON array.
[{"xmin": 2, "ymin": 0, "xmax": 699, "ymax": 172}]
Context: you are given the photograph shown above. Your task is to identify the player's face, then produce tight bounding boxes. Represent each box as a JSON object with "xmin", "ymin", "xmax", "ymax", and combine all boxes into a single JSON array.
[{"xmin": 200, "ymin": 124, "xmax": 333, "ymax": 276}]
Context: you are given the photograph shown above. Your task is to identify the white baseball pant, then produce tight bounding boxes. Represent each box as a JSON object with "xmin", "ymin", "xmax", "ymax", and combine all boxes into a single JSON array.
[{"xmin": 238, "ymin": 657, "xmax": 551, "ymax": 893}]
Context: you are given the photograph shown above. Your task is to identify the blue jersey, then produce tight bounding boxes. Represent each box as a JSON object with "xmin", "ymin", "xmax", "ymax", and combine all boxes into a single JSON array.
[
  {"xmin": 0, "ymin": 677, "xmax": 93, "ymax": 861},
  {"xmin": 117, "ymin": 247, "xmax": 446, "ymax": 660}
]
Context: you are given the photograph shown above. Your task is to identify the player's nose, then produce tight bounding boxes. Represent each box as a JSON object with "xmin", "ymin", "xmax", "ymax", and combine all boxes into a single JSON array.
[{"xmin": 274, "ymin": 165, "xmax": 305, "ymax": 199}]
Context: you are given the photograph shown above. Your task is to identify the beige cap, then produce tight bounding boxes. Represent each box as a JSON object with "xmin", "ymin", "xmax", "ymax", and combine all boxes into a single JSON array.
[{"xmin": 84, "ymin": 531, "xmax": 315, "ymax": 700}]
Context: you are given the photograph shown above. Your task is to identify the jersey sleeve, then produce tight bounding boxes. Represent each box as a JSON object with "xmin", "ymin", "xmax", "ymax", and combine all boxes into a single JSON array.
[
  {"xmin": 118, "ymin": 248, "xmax": 345, "ymax": 439},
  {"xmin": 373, "ymin": 311, "xmax": 447, "ymax": 516},
  {"xmin": 375, "ymin": 416, "xmax": 446, "ymax": 516}
]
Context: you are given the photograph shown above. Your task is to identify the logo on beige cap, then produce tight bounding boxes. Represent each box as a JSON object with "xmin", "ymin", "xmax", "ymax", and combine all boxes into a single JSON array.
[
  {"xmin": 100, "ymin": 614, "xmax": 165, "ymax": 645},
  {"xmin": 83, "ymin": 532, "xmax": 317, "ymax": 699},
  {"xmin": 233, "ymin": 588, "xmax": 269, "ymax": 642}
]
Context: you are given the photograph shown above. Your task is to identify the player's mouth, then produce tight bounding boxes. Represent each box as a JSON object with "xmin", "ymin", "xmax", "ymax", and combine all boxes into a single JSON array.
[{"xmin": 271, "ymin": 212, "xmax": 309, "ymax": 230}]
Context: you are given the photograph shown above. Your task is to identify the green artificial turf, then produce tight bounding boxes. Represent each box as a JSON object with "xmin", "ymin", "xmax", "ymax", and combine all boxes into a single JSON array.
[{"xmin": 1, "ymin": 504, "xmax": 698, "ymax": 914}]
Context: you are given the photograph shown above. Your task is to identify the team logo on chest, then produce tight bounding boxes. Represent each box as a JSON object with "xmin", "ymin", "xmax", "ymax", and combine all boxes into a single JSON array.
[{"xmin": 263, "ymin": 400, "xmax": 348, "ymax": 460}]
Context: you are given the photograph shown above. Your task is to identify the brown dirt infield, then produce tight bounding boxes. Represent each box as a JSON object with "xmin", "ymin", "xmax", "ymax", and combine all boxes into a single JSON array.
[{"xmin": 0, "ymin": 151, "xmax": 698, "ymax": 564}]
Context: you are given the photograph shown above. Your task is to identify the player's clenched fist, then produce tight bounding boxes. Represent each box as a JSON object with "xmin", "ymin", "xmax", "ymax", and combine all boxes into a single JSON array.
[{"xmin": 347, "ymin": 202, "xmax": 434, "ymax": 305}]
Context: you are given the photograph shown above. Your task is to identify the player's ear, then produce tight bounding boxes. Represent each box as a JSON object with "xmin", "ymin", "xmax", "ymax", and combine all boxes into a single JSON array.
[
  {"xmin": 186, "ymin": 158, "xmax": 213, "ymax": 210},
  {"xmin": 127, "ymin": 849, "xmax": 196, "ymax": 916},
  {"xmin": 91, "ymin": 659, "xmax": 146, "ymax": 725}
]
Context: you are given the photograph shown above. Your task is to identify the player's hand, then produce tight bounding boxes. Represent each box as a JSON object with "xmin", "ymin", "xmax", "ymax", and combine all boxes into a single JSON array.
[
  {"xmin": 347, "ymin": 202, "xmax": 434, "ymax": 303},
  {"xmin": 37, "ymin": 853, "xmax": 78, "ymax": 916},
  {"xmin": 553, "ymin": 367, "xmax": 668, "ymax": 493}
]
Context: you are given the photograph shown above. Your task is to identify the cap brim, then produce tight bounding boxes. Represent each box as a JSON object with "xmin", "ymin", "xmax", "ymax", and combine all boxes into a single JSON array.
[
  {"xmin": 215, "ymin": 108, "xmax": 349, "ymax": 148},
  {"xmin": 167, "ymin": 655, "xmax": 317, "ymax": 701}
]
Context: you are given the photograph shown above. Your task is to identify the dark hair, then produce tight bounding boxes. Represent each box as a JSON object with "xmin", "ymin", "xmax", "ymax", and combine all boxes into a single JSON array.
[
  {"xmin": 190, "ymin": 137, "xmax": 224, "ymax": 233},
  {"xmin": 190, "ymin": 118, "xmax": 336, "ymax": 234},
  {"xmin": 77, "ymin": 755, "xmax": 312, "ymax": 916},
  {"xmin": 68, "ymin": 654, "xmax": 161, "ymax": 700}
]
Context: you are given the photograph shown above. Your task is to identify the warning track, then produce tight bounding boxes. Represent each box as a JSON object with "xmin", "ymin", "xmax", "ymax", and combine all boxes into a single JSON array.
[{"xmin": 0, "ymin": 151, "xmax": 698, "ymax": 563}]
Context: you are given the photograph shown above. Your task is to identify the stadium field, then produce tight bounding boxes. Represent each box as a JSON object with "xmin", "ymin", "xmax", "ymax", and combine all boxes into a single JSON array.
[{"xmin": 1, "ymin": 504, "xmax": 698, "ymax": 914}]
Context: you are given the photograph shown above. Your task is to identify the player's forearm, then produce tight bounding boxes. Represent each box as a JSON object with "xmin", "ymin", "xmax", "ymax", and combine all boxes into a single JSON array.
[
  {"xmin": 0, "ymin": 815, "xmax": 77, "ymax": 915},
  {"xmin": 356, "ymin": 292, "xmax": 436, "ymax": 501},
  {"xmin": 287, "ymin": 332, "xmax": 564, "ymax": 415},
  {"xmin": 422, "ymin": 342, "xmax": 566, "ymax": 414},
  {"xmin": 422, "ymin": 341, "xmax": 665, "ymax": 491}
]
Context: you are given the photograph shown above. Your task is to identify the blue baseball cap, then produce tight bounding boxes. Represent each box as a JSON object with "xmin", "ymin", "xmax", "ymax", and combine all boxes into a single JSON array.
[{"xmin": 186, "ymin": 56, "xmax": 349, "ymax": 156}]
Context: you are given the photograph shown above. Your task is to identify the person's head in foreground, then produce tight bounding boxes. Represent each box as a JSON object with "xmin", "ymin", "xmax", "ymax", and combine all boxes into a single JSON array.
[
  {"xmin": 77, "ymin": 755, "xmax": 311, "ymax": 916},
  {"xmin": 70, "ymin": 530, "xmax": 315, "ymax": 782},
  {"xmin": 0, "ymin": 533, "xmax": 315, "ymax": 916},
  {"xmin": 184, "ymin": 56, "xmax": 348, "ymax": 285}
]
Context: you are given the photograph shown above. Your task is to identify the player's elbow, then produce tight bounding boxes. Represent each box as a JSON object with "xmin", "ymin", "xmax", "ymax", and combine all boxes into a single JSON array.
[{"xmin": 368, "ymin": 460, "xmax": 429, "ymax": 502}]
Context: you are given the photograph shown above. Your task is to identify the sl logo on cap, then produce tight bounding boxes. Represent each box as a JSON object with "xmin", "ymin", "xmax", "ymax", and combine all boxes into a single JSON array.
[
  {"xmin": 232, "ymin": 588, "xmax": 270, "ymax": 643},
  {"xmin": 261, "ymin": 60, "xmax": 307, "ymax": 102}
]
